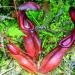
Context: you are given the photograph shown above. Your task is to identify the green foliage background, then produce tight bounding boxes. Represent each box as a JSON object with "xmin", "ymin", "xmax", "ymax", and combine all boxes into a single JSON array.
[{"xmin": 0, "ymin": 0, "xmax": 75, "ymax": 75}]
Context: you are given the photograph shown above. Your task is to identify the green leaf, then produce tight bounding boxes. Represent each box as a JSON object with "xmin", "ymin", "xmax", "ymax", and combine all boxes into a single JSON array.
[{"xmin": 6, "ymin": 26, "xmax": 24, "ymax": 37}]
